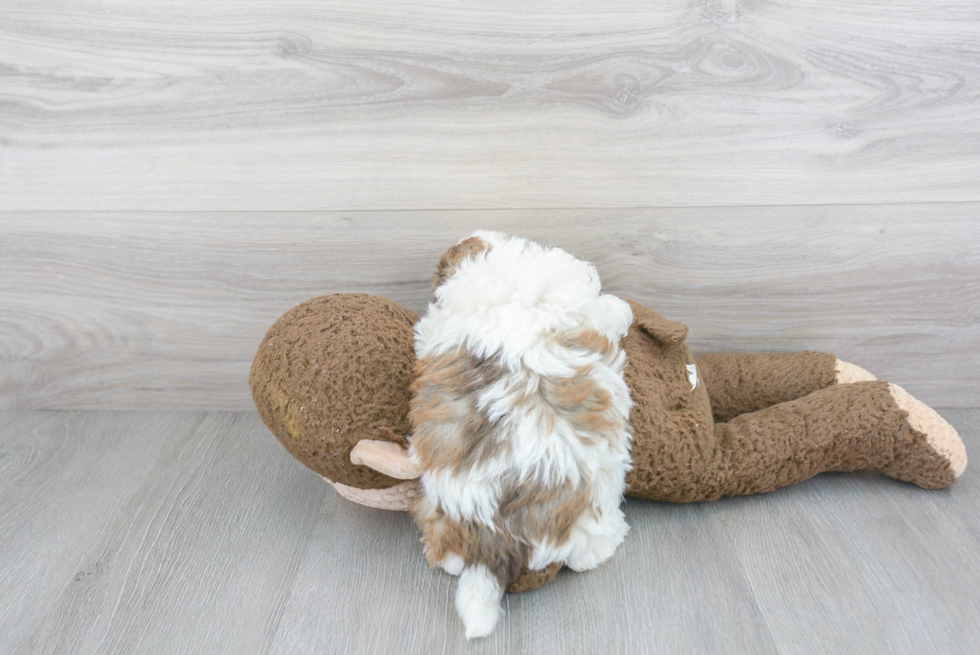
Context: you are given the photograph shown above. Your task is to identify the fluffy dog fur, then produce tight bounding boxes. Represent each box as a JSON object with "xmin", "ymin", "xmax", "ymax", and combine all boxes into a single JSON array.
[{"xmin": 409, "ymin": 231, "xmax": 634, "ymax": 638}]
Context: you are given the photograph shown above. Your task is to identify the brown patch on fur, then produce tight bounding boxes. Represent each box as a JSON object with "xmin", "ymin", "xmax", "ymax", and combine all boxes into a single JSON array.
[
  {"xmin": 433, "ymin": 236, "xmax": 493, "ymax": 289},
  {"xmin": 560, "ymin": 328, "xmax": 618, "ymax": 361},
  {"xmin": 540, "ymin": 366, "xmax": 621, "ymax": 444},
  {"xmin": 410, "ymin": 349, "xmax": 512, "ymax": 474},
  {"xmin": 411, "ymin": 471, "xmax": 593, "ymax": 591},
  {"xmin": 548, "ymin": 377, "xmax": 594, "ymax": 405},
  {"xmin": 412, "ymin": 494, "xmax": 532, "ymax": 590},
  {"xmin": 410, "ymin": 290, "xmax": 632, "ymax": 593},
  {"xmin": 497, "ymin": 475, "xmax": 594, "ymax": 545},
  {"xmin": 409, "ymin": 343, "xmax": 610, "ymax": 590}
]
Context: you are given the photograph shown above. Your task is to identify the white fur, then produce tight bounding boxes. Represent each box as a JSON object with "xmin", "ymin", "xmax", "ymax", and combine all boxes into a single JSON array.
[
  {"xmin": 440, "ymin": 553, "xmax": 465, "ymax": 576},
  {"xmin": 531, "ymin": 505, "xmax": 630, "ymax": 572},
  {"xmin": 455, "ymin": 565, "xmax": 503, "ymax": 639},
  {"xmin": 412, "ymin": 231, "xmax": 634, "ymax": 637},
  {"xmin": 415, "ymin": 231, "xmax": 634, "ymax": 372}
]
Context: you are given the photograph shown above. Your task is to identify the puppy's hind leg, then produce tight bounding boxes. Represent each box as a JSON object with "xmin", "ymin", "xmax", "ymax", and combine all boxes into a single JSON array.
[
  {"xmin": 564, "ymin": 506, "xmax": 629, "ymax": 572},
  {"xmin": 439, "ymin": 552, "xmax": 464, "ymax": 576}
]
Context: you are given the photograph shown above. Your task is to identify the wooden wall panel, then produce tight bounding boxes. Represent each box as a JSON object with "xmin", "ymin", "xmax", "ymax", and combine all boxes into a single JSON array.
[
  {"xmin": 1, "ymin": 206, "xmax": 977, "ymax": 409},
  {"xmin": 1, "ymin": 0, "xmax": 978, "ymax": 210}
]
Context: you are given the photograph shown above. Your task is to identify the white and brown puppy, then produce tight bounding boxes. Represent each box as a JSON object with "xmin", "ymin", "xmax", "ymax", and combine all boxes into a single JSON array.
[{"xmin": 409, "ymin": 231, "xmax": 634, "ymax": 639}]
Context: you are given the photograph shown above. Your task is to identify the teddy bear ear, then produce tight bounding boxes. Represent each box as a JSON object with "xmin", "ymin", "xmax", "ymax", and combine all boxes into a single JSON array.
[{"xmin": 628, "ymin": 300, "xmax": 690, "ymax": 344}]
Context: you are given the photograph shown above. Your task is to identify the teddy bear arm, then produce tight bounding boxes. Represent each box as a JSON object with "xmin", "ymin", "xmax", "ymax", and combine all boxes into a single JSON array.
[
  {"xmin": 349, "ymin": 439, "xmax": 421, "ymax": 480},
  {"xmin": 693, "ymin": 351, "xmax": 839, "ymax": 422}
]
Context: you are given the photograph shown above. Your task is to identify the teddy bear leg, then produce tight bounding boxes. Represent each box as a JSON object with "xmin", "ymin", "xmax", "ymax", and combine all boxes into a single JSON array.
[
  {"xmin": 709, "ymin": 381, "xmax": 966, "ymax": 499},
  {"xmin": 694, "ymin": 351, "xmax": 878, "ymax": 423}
]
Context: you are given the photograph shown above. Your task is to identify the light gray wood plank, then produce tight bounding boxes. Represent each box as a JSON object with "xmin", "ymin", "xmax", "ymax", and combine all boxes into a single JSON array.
[
  {"xmin": 716, "ymin": 408, "xmax": 980, "ymax": 654},
  {"xmin": 253, "ymin": 409, "xmax": 980, "ymax": 654},
  {"xmin": 1, "ymin": 1, "xmax": 979, "ymax": 210},
  {"xmin": 878, "ymin": 409, "xmax": 980, "ymax": 586},
  {"xmin": 515, "ymin": 501, "xmax": 778, "ymax": 655},
  {"xmin": 0, "ymin": 412, "xmax": 200, "ymax": 653},
  {"xmin": 19, "ymin": 412, "xmax": 326, "ymax": 655},
  {"xmin": 267, "ymin": 467, "xmax": 777, "ymax": 655},
  {"xmin": 266, "ymin": 486, "xmax": 463, "ymax": 655},
  {"xmin": 1, "ymin": 410, "xmax": 977, "ymax": 653},
  {"xmin": 2, "ymin": 206, "xmax": 977, "ymax": 410}
]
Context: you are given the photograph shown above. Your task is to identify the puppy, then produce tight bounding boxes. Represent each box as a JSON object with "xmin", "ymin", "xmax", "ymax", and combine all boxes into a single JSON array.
[{"xmin": 409, "ymin": 231, "xmax": 634, "ymax": 638}]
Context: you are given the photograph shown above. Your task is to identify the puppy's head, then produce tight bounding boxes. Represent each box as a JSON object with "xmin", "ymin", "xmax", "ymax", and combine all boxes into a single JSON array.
[{"xmin": 432, "ymin": 231, "xmax": 508, "ymax": 290}]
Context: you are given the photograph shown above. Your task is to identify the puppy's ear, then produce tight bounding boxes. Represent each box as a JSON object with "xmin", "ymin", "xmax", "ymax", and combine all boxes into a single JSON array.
[{"xmin": 434, "ymin": 236, "xmax": 492, "ymax": 289}]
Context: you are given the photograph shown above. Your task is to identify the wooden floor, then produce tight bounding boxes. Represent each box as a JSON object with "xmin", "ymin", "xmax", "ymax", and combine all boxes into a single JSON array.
[{"xmin": 1, "ymin": 409, "xmax": 977, "ymax": 654}]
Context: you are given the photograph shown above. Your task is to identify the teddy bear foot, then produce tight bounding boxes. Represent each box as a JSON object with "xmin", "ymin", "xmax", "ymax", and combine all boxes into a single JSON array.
[
  {"xmin": 881, "ymin": 384, "xmax": 967, "ymax": 489},
  {"xmin": 322, "ymin": 475, "xmax": 420, "ymax": 510},
  {"xmin": 835, "ymin": 359, "xmax": 877, "ymax": 384}
]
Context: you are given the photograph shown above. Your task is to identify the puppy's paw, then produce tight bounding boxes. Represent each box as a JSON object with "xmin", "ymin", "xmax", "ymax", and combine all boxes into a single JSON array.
[
  {"xmin": 565, "ymin": 509, "xmax": 629, "ymax": 572},
  {"xmin": 440, "ymin": 553, "xmax": 464, "ymax": 576}
]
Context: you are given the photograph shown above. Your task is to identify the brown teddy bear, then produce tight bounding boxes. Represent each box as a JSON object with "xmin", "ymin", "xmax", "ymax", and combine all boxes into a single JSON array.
[{"xmin": 251, "ymin": 271, "xmax": 966, "ymax": 595}]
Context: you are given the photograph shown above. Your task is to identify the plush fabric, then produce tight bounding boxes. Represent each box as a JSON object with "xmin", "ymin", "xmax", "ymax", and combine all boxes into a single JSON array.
[
  {"xmin": 619, "ymin": 300, "xmax": 715, "ymax": 503},
  {"xmin": 250, "ymin": 294, "xmax": 418, "ymax": 489},
  {"xmin": 252, "ymin": 294, "xmax": 960, "ymax": 497},
  {"xmin": 622, "ymin": 301, "xmax": 955, "ymax": 501},
  {"xmin": 694, "ymin": 351, "xmax": 838, "ymax": 423},
  {"xmin": 251, "ymin": 293, "xmax": 965, "ymax": 593},
  {"xmin": 505, "ymin": 562, "xmax": 563, "ymax": 593}
]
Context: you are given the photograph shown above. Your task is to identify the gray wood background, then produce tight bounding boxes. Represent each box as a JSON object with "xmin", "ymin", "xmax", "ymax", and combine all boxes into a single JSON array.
[
  {"xmin": 1, "ymin": 0, "xmax": 979, "ymax": 409},
  {"xmin": 3, "ymin": 208, "xmax": 978, "ymax": 409},
  {"xmin": 2, "ymin": 409, "xmax": 978, "ymax": 654},
  {"xmin": 2, "ymin": 0, "xmax": 979, "ymax": 210}
]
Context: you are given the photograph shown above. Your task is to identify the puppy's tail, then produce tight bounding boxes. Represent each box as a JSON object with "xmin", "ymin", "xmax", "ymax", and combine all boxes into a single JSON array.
[{"xmin": 455, "ymin": 564, "xmax": 505, "ymax": 639}]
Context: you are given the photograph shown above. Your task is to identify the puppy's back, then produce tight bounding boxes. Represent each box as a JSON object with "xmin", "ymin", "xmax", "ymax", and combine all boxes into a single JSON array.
[{"xmin": 409, "ymin": 232, "xmax": 634, "ymax": 638}]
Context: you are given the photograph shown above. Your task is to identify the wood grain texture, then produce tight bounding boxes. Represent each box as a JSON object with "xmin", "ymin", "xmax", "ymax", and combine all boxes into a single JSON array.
[
  {"xmin": 2, "ymin": 409, "xmax": 978, "ymax": 654},
  {"xmin": 0, "ymin": 412, "xmax": 199, "ymax": 652},
  {"xmin": 269, "ymin": 471, "xmax": 780, "ymax": 655},
  {"xmin": 715, "ymin": 411, "xmax": 980, "ymax": 653},
  {"xmin": 1, "ymin": 0, "xmax": 979, "ymax": 210},
  {"xmin": 2, "ymin": 206, "xmax": 977, "ymax": 410},
  {"xmin": 17, "ymin": 412, "xmax": 327, "ymax": 655}
]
